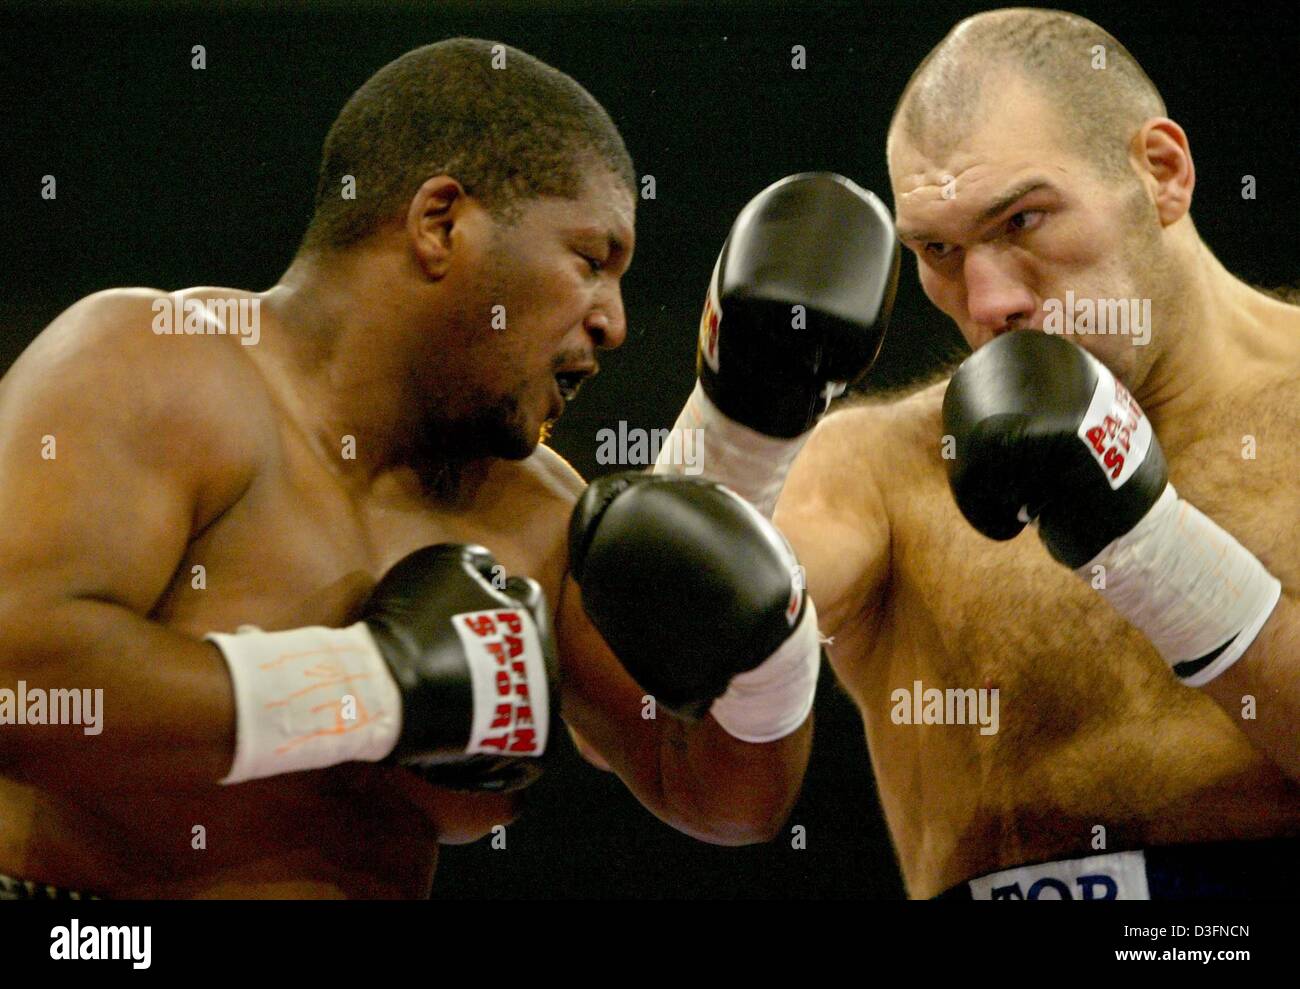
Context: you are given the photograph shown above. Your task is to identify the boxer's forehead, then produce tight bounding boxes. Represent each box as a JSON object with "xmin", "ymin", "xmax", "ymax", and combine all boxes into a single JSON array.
[
  {"xmin": 560, "ymin": 166, "xmax": 636, "ymax": 254},
  {"xmin": 512, "ymin": 166, "xmax": 636, "ymax": 269},
  {"xmin": 888, "ymin": 75, "xmax": 1080, "ymax": 244}
]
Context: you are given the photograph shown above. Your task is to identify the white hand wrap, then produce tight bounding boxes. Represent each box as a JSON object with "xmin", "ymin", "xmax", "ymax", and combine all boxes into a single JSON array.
[
  {"xmin": 209, "ymin": 623, "xmax": 402, "ymax": 784},
  {"xmin": 710, "ymin": 598, "xmax": 822, "ymax": 742},
  {"xmin": 1078, "ymin": 484, "xmax": 1282, "ymax": 687},
  {"xmin": 653, "ymin": 381, "xmax": 809, "ymax": 519}
]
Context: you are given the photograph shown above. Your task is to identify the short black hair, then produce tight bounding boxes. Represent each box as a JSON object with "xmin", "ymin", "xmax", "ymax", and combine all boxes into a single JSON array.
[{"xmin": 300, "ymin": 38, "xmax": 636, "ymax": 254}]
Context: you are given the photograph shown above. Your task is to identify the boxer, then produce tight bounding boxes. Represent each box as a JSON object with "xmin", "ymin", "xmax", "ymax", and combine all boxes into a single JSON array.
[
  {"xmin": 0, "ymin": 39, "xmax": 817, "ymax": 899},
  {"xmin": 660, "ymin": 10, "xmax": 1300, "ymax": 898}
]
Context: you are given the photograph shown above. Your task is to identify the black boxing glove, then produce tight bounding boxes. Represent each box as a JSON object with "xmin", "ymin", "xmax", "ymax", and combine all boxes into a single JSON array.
[
  {"xmin": 363, "ymin": 545, "xmax": 558, "ymax": 790},
  {"xmin": 942, "ymin": 330, "xmax": 1168, "ymax": 567},
  {"xmin": 655, "ymin": 172, "xmax": 898, "ymax": 517},
  {"xmin": 570, "ymin": 472, "xmax": 820, "ymax": 738},
  {"xmin": 943, "ymin": 332, "xmax": 1280, "ymax": 686},
  {"xmin": 210, "ymin": 544, "xmax": 557, "ymax": 790},
  {"xmin": 698, "ymin": 171, "xmax": 899, "ymax": 436}
]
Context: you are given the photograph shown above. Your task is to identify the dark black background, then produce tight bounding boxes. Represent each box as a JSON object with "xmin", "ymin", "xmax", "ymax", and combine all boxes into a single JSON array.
[{"xmin": 2, "ymin": 0, "xmax": 1297, "ymax": 898}]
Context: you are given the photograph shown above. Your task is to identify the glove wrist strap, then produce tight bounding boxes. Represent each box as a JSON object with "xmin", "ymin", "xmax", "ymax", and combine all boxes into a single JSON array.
[
  {"xmin": 209, "ymin": 622, "xmax": 401, "ymax": 784},
  {"xmin": 653, "ymin": 381, "xmax": 809, "ymax": 518},
  {"xmin": 710, "ymin": 600, "xmax": 822, "ymax": 742},
  {"xmin": 1077, "ymin": 485, "xmax": 1282, "ymax": 686}
]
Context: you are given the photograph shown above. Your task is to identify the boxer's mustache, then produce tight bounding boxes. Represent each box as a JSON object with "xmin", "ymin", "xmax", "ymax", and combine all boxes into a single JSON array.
[{"xmin": 551, "ymin": 351, "xmax": 598, "ymax": 378}]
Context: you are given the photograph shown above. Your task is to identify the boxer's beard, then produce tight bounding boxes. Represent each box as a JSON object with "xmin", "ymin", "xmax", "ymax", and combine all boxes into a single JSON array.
[
  {"xmin": 407, "ymin": 366, "xmax": 533, "ymax": 501},
  {"xmin": 459, "ymin": 345, "xmax": 586, "ymax": 459},
  {"xmin": 405, "ymin": 391, "xmax": 525, "ymax": 502},
  {"xmin": 412, "ymin": 387, "xmax": 529, "ymax": 472},
  {"xmin": 455, "ymin": 388, "xmax": 533, "ymax": 460}
]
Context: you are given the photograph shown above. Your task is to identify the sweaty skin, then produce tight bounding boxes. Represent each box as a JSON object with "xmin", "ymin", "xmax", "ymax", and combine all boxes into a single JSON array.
[
  {"xmin": 0, "ymin": 292, "xmax": 564, "ymax": 897},
  {"xmin": 0, "ymin": 174, "xmax": 808, "ymax": 898},
  {"xmin": 774, "ymin": 73, "xmax": 1300, "ymax": 898}
]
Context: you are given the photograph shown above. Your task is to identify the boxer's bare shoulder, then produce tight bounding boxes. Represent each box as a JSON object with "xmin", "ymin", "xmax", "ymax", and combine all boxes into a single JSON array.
[
  {"xmin": 815, "ymin": 375, "xmax": 950, "ymax": 491},
  {"xmin": 4, "ymin": 287, "xmax": 274, "ymax": 525},
  {"xmin": 778, "ymin": 377, "xmax": 949, "ymax": 638},
  {"xmin": 0, "ymin": 288, "xmax": 280, "ymax": 627},
  {"xmin": 513, "ymin": 443, "xmax": 584, "ymax": 514}
]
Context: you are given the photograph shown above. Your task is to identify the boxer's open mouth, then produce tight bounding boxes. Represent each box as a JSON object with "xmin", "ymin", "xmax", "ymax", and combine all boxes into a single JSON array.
[{"xmin": 554, "ymin": 368, "xmax": 593, "ymax": 402}]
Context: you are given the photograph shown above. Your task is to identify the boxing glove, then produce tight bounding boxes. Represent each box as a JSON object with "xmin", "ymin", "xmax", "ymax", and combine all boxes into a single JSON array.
[
  {"xmin": 941, "ymin": 330, "xmax": 1168, "ymax": 568},
  {"xmin": 570, "ymin": 472, "xmax": 818, "ymax": 736},
  {"xmin": 698, "ymin": 171, "xmax": 899, "ymax": 438},
  {"xmin": 211, "ymin": 544, "xmax": 557, "ymax": 790},
  {"xmin": 942, "ymin": 331, "xmax": 1280, "ymax": 686},
  {"xmin": 363, "ymin": 544, "xmax": 558, "ymax": 790}
]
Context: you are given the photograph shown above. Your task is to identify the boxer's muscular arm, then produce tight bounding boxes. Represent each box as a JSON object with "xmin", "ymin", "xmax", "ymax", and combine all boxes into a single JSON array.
[
  {"xmin": 555, "ymin": 574, "xmax": 810, "ymax": 845},
  {"xmin": 1200, "ymin": 594, "xmax": 1300, "ymax": 780},
  {"xmin": 774, "ymin": 406, "xmax": 892, "ymax": 646},
  {"xmin": 0, "ymin": 291, "xmax": 264, "ymax": 787}
]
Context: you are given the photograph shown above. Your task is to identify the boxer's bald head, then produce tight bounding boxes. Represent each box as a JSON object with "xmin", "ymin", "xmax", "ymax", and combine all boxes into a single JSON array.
[
  {"xmin": 887, "ymin": 9, "xmax": 1198, "ymax": 392},
  {"xmin": 889, "ymin": 8, "xmax": 1165, "ymax": 184}
]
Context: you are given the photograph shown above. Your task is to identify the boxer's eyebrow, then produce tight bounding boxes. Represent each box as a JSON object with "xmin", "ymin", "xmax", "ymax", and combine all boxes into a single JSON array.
[
  {"xmin": 576, "ymin": 227, "xmax": 636, "ymax": 275},
  {"xmin": 572, "ymin": 225, "xmax": 632, "ymax": 257},
  {"xmin": 976, "ymin": 179, "xmax": 1054, "ymax": 225},
  {"xmin": 897, "ymin": 178, "xmax": 1056, "ymax": 243}
]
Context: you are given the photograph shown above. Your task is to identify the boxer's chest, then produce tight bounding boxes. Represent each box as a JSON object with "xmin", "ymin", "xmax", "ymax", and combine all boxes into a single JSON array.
[
  {"xmin": 837, "ymin": 372, "xmax": 1299, "ymax": 892},
  {"xmin": 880, "ymin": 464, "xmax": 1144, "ymax": 711},
  {"xmin": 150, "ymin": 427, "xmax": 565, "ymax": 638},
  {"xmin": 1160, "ymin": 377, "xmax": 1299, "ymax": 590},
  {"xmin": 873, "ymin": 376, "xmax": 1296, "ymax": 700}
]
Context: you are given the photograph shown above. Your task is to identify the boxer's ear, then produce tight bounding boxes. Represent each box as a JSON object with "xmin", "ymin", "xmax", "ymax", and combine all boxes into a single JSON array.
[
  {"xmin": 1129, "ymin": 118, "xmax": 1194, "ymax": 227},
  {"xmin": 406, "ymin": 174, "xmax": 471, "ymax": 280}
]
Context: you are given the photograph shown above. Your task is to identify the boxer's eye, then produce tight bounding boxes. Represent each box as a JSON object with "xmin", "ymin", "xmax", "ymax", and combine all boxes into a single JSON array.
[
  {"xmin": 924, "ymin": 242, "xmax": 956, "ymax": 261},
  {"xmin": 579, "ymin": 252, "xmax": 605, "ymax": 274},
  {"xmin": 1007, "ymin": 209, "xmax": 1045, "ymax": 234}
]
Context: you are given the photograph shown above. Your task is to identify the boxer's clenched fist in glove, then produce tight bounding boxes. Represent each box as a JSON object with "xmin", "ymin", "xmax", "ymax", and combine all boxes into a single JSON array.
[
  {"xmin": 943, "ymin": 331, "xmax": 1281, "ymax": 686},
  {"xmin": 942, "ymin": 330, "xmax": 1169, "ymax": 567},
  {"xmin": 698, "ymin": 171, "xmax": 899, "ymax": 438},
  {"xmin": 360, "ymin": 545, "xmax": 557, "ymax": 790},
  {"xmin": 210, "ymin": 544, "xmax": 557, "ymax": 790},
  {"xmin": 570, "ymin": 472, "xmax": 820, "ymax": 740},
  {"xmin": 656, "ymin": 172, "xmax": 899, "ymax": 518}
]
